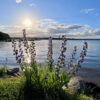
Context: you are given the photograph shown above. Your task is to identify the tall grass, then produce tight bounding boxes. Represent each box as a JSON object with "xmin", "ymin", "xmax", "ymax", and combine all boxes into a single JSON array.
[{"xmin": 0, "ymin": 58, "xmax": 7, "ymax": 76}]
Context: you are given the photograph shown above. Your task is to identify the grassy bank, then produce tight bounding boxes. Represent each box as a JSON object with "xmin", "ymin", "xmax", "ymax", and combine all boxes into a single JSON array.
[{"xmin": 0, "ymin": 75, "xmax": 94, "ymax": 100}]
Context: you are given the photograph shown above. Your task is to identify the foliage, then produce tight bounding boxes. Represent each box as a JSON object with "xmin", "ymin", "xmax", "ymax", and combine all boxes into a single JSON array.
[
  {"xmin": 0, "ymin": 59, "xmax": 8, "ymax": 76},
  {"xmin": 0, "ymin": 76, "xmax": 94, "ymax": 100},
  {"xmin": 21, "ymin": 64, "xmax": 70, "ymax": 100},
  {"xmin": 0, "ymin": 31, "xmax": 10, "ymax": 41},
  {"xmin": 0, "ymin": 77, "xmax": 24, "ymax": 100},
  {"xmin": 0, "ymin": 65, "xmax": 7, "ymax": 76}
]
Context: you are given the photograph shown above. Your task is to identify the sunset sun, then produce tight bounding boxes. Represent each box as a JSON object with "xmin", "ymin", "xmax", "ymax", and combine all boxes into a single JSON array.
[{"xmin": 24, "ymin": 19, "xmax": 32, "ymax": 27}]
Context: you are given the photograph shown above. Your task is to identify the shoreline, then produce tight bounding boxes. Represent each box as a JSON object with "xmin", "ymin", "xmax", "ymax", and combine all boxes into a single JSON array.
[{"xmin": 77, "ymin": 67, "xmax": 100, "ymax": 87}]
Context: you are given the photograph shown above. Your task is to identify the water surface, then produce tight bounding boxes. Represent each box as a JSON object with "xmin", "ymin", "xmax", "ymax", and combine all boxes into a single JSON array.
[{"xmin": 0, "ymin": 40, "xmax": 100, "ymax": 69}]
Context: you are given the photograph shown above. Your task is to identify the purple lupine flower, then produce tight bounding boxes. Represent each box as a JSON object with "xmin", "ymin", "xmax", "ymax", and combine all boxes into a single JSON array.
[
  {"xmin": 47, "ymin": 37, "xmax": 54, "ymax": 70},
  {"xmin": 22, "ymin": 29, "xmax": 30, "ymax": 58},
  {"xmin": 29, "ymin": 41, "xmax": 36, "ymax": 64},
  {"xmin": 67, "ymin": 46, "xmax": 77, "ymax": 71},
  {"xmin": 12, "ymin": 29, "xmax": 37, "ymax": 71},
  {"xmin": 55, "ymin": 35, "xmax": 67, "ymax": 76},
  {"xmin": 72, "ymin": 42, "xmax": 88, "ymax": 76},
  {"xmin": 84, "ymin": 41, "xmax": 88, "ymax": 48}
]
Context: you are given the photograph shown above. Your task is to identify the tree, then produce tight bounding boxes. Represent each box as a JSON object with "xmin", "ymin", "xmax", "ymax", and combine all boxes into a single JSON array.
[{"xmin": 0, "ymin": 32, "xmax": 10, "ymax": 41}]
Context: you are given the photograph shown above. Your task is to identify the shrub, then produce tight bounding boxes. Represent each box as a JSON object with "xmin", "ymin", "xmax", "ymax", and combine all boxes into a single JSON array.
[
  {"xmin": 0, "ymin": 61, "xmax": 7, "ymax": 77},
  {"xmin": 0, "ymin": 77, "xmax": 24, "ymax": 100}
]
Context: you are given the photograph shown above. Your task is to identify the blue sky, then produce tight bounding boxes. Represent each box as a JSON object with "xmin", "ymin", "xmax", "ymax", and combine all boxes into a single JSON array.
[{"xmin": 0, "ymin": 0, "xmax": 100, "ymax": 38}]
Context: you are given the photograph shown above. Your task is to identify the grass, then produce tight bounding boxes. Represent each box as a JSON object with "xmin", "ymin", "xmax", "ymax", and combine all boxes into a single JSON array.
[
  {"xmin": 0, "ymin": 65, "xmax": 7, "ymax": 76},
  {"xmin": 0, "ymin": 68, "xmax": 94, "ymax": 100},
  {"xmin": 0, "ymin": 76, "xmax": 24, "ymax": 100}
]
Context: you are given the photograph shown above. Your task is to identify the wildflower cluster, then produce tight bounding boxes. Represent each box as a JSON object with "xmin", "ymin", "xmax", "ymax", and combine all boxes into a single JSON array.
[
  {"xmin": 66, "ymin": 46, "xmax": 77, "ymax": 76},
  {"xmin": 67, "ymin": 46, "xmax": 77, "ymax": 68},
  {"xmin": 12, "ymin": 30, "xmax": 88, "ymax": 100},
  {"xmin": 72, "ymin": 41, "xmax": 88, "ymax": 75},
  {"xmin": 54, "ymin": 35, "xmax": 67, "ymax": 76},
  {"xmin": 12, "ymin": 29, "xmax": 36, "ymax": 70},
  {"xmin": 22, "ymin": 29, "xmax": 30, "ymax": 57},
  {"xmin": 29, "ymin": 41, "xmax": 36, "ymax": 64},
  {"xmin": 57, "ymin": 35, "xmax": 67, "ymax": 68},
  {"xmin": 12, "ymin": 39, "xmax": 22, "ymax": 64},
  {"xmin": 47, "ymin": 37, "xmax": 54, "ymax": 70}
]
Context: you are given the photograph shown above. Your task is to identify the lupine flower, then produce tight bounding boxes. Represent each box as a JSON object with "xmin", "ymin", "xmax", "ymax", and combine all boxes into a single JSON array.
[
  {"xmin": 55, "ymin": 35, "xmax": 67, "ymax": 76},
  {"xmin": 67, "ymin": 46, "xmax": 77, "ymax": 67},
  {"xmin": 72, "ymin": 42, "xmax": 88, "ymax": 76},
  {"xmin": 57, "ymin": 35, "xmax": 67, "ymax": 68},
  {"xmin": 29, "ymin": 41, "xmax": 36, "ymax": 64},
  {"xmin": 12, "ymin": 40, "xmax": 19, "ymax": 63},
  {"xmin": 66, "ymin": 46, "xmax": 77, "ymax": 76},
  {"xmin": 47, "ymin": 37, "xmax": 54, "ymax": 70},
  {"xmin": 22, "ymin": 29, "xmax": 30, "ymax": 57},
  {"xmin": 12, "ymin": 29, "xmax": 37, "ymax": 71},
  {"xmin": 17, "ymin": 39, "xmax": 24, "ymax": 64}
]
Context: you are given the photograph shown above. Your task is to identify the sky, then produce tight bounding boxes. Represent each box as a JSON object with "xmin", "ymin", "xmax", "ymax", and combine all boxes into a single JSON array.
[{"xmin": 0, "ymin": 0, "xmax": 100, "ymax": 38}]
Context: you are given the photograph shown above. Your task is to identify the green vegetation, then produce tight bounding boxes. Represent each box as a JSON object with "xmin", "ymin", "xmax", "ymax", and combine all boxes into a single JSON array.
[
  {"xmin": 0, "ymin": 76, "xmax": 93, "ymax": 100},
  {"xmin": 0, "ymin": 65, "xmax": 7, "ymax": 76},
  {"xmin": 0, "ymin": 77, "xmax": 24, "ymax": 100},
  {"xmin": 0, "ymin": 31, "xmax": 10, "ymax": 41},
  {"xmin": 0, "ymin": 59, "xmax": 8, "ymax": 76},
  {"xmin": 0, "ymin": 63, "xmax": 94, "ymax": 100}
]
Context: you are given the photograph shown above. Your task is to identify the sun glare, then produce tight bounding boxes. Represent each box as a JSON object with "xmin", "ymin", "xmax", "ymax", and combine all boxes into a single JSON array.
[{"xmin": 24, "ymin": 19, "xmax": 32, "ymax": 27}]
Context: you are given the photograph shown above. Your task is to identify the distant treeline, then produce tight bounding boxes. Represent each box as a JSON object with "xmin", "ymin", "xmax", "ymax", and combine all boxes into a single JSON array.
[{"xmin": 0, "ymin": 32, "xmax": 10, "ymax": 41}]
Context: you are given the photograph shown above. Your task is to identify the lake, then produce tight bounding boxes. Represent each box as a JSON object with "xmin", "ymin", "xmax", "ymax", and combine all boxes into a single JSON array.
[{"xmin": 0, "ymin": 40, "xmax": 100, "ymax": 70}]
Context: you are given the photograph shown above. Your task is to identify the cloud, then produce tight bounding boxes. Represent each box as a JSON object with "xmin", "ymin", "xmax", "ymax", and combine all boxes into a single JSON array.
[
  {"xmin": 0, "ymin": 18, "xmax": 100, "ymax": 37},
  {"xmin": 48, "ymin": 24, "xmax": 88, "ymax": 34},
  {"xmin": 88, "ymin": 29, "xmax": 100, "ymax": 35},
  {"xmin": 81, "ymin": 8, "xmax": 95, "ymax": 14},
  {"xmin": 16, "ymin": 0, "xmax": 22, "ymax": 3},
  {"xmin": 29, "ymin": 3, "xmax": 36, "ymax": 7},
  {"xmin": 40, "ymin": 19, "xmax": 57, "ymax": 25},
  {"xmin": 0, "ymin": 23, "xmax": 48, "ymax": 37},
  {"xmin": 66, "ymin": 29, "xmax": 100, "ymax": 36}
]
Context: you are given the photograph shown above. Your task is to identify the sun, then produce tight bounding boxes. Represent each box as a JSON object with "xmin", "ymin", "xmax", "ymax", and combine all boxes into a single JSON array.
[{"xmin": 24, "ymin": 19, "xmax": 32, "ymax": 27}]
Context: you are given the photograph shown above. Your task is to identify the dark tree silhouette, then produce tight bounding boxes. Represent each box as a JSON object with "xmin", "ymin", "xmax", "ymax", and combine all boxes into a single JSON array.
[{"xmin": 0, "ymin": 32, "xmax": 10, "ymax": 41}]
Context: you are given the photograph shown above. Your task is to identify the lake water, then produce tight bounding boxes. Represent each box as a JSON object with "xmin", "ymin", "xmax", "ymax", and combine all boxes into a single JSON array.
[{"xmin": 0, "ymin": 40, "xmax": 100, "ymax": 69}]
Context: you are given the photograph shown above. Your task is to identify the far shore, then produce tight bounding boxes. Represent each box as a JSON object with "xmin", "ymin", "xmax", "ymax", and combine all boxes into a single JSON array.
[
  {"xmin": 11, "ymin": 37, "xmax": 100, "ymax": 41},
  {"xmin": 0, "ymin": 37, "xmax": 100, "ymax": 42}
]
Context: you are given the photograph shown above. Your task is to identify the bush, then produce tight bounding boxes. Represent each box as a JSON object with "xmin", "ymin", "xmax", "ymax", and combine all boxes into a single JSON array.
[
  {"xmin": 0, "ymin": 77, "xmax": 24, "ymax": 100},
  {"xmin": 0, "ymin": 74, "xmax": 94, "ymax": 100},
  {"xmin": 0, "ymin": 65, "xmax": 7, "ymax": 76},
  {"xmin": 22, "ymin": 64, "xmax": 70, "ymax": 100}
]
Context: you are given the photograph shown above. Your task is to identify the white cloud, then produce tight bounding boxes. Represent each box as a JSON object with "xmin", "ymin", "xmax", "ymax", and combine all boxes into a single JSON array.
[
  {"xmin": 67, "ymin": 29, "xmax": 100, "ymax": 36},
  {"xmin": 29, "ymin": 3, "xmax": 36, "ymax": 7},
  {"xmin": 16, "ymin": 0, "xmax": 22, "ymax": 3},
  {"xmin": 88, "ymin": 29, "xmax": 100, "ymax": 35},
  {"xmin": 81, "ymin": 8, "xmax": 95, "ymax": 14},
  {"xmin": 0, "ymin": 18, "xmax": 100, "ymax": 37}
]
